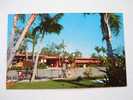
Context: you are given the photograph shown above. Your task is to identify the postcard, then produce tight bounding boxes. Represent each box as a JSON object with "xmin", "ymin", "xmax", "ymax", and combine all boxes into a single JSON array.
[{"xmin": 6, "ymin": 13, "xmax": 127, "ymax": 89}]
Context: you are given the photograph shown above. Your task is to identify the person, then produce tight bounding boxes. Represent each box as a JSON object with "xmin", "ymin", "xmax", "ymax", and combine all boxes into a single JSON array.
[{"xmin": 18, "ymin": 71, "xmax": 24, "ymax": 80}]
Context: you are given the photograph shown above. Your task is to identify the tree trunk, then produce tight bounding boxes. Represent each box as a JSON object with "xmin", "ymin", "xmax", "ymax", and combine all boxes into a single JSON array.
[
  {"xmin": 7, "ymin": 15, "xmax": 18, "ymax": 64},
  {"xmin": 101, "ymin": 13, "xmax": 113, "ymax": 58},
  {"xmin": 32, "ymin": 39, "xmax": 35, "ymax": 62},
  {"xmin": 26, "ymin": 51, "xmax": 28, "ymax": 61},
  {"xmin": 7, "ymin": 14, "xmax": 37, "ymax": 68},
  {"xmin": 31, "ymin": 38, "xmax": 44, "ymax": 82},
  {"xmin": 102, "ymin": 13, "xmax": 118, "ymax": 86},
  {"xmin": 106, "ymin": 39, "xmax": 113, "ymax": 58}
]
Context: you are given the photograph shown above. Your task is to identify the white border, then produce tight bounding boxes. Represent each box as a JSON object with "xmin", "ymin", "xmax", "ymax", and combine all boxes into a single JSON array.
[{"xmin": 0, "ymin": 0, "xmax": 133, "ymax": 100}]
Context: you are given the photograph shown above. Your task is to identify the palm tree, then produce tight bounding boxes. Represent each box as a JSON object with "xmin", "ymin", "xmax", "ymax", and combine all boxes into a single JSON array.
[
  {"xmin": 95, "ymin": 46, "xmax": 101, "ymax": 56},
  {"xmin": 55, "ymin": 40, "xmax": 66, "ymax": 67},
  {"xmin": 7, "ymin": 14, "xmax": 37, "ymax": 68},
  {"xmin": 100, "ymin": 13, "xmax": 121, "ymax": 59},
  {"xmin": 101, "ymin": 46, "xmax": 106, "ymax": 54},
  {"xmin": 100, "ymin": 13, "xmax": 122, "ymax": 86},
  {"xmin": 17, "ymin": 38, "xmax": 27, "ymax": 53},
  {"xmin": 26, "ymin": 28, "xmax": 40, "ymax": 62},
  {"xmin": 85, "ymin": 13, "xmax": 121, "ymax": 86},
  {"xmin": 85, "ymin": 13, "xmax": 121, "ymax": 58},
  {"xmin": 7, "ymin": 14, "xmax": 26, "ymax": 67},
  {"xmin": 100, "ymin": 13, "xmax": 122, "ymax": 85},
  {"xmin": 31, "ymin": 13, "xmax": 64, "ymax": 82}
]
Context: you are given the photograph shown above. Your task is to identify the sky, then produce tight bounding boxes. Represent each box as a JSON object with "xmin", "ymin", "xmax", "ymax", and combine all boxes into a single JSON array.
[{"xmin": 8, "ymin": 13, "xmax": 125, "ymax": 57}]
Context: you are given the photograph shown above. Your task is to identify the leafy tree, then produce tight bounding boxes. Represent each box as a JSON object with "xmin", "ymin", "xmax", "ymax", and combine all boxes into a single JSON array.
[{"xmin": 73, "ymin": 50, "xmax": 82, "ymax": 57}]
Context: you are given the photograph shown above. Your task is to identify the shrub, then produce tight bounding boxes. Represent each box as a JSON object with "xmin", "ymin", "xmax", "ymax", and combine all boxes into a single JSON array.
[
  {"xmin": 37, "ymin": 63, "xmax": 48, "ymax": 69},
  {"xmin": 103, "ymin": 55, "xmax": 127, "ymax": 86}
]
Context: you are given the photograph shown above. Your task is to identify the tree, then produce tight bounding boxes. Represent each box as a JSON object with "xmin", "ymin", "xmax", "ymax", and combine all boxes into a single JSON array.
[
  {"xmin": 99, "ymin": 13, "xmax": 122, "ymax": 86},
  {"xmin": 68, "ymin": 53, "xmax": 76, "ymax": 68},
  {"xmin": 73, "ymin": 50, "xmax": 82, "ymax": 57},
  {"xmin": 41, "ymin": 44, "xmax": 57, "ymax": 56},
  {"xmin": 91, "ymin": 53, "xmax": 97, "ymax": 58},
  {"xmin": 100, "ymin": 13, "xmax": 121, "ymax": 59},
  {"xmin": 8, "ymin": 14, "xmax": 26, "ymax": 66},
  {"xmin": 94, "ymin": 46, "xmax": 106, "ymax": 57},
  {"xmin": 31, "ymin": 13, "xmax": 64, "ymax": 82},
  {"xmin": 55, "ymin": 40, "xmax": 66, "ymax": 67},
  {"xmin": 17, "ymin": 38, "xmax": 27, "ymax": 53},
  {"xmin": 26, "ymin": 28, "xmax": 40, "ymax": 62},
  {"xmin": 85, "ymin": 13, "xmax": 121, "ymax": 58},
  {"xmin": 101, "ymin": 46, "xmax": 106, "ymax": 54},
  {"xmin": 85, "ymin": 13, "xmax": 122, "ymax": 86},
  {"xmin": 95, "ymin": 46, "xmax": 101, "ymax": 56},
  {"xmin": 7, "ymin": 14, "xmax": 37, "ymax": 68}
]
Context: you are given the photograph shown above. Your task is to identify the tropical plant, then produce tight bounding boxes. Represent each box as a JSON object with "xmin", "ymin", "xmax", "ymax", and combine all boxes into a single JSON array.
[
  {"xmin": 7, "ymin": 14, "xmax": 37, "ymax": 68},
  {"xmin": 26, "ymin": 28, "xmax": 40, "ymax": 62},
  {"xmin": 99, "ymin": 13, "xmax": 123, "ymax": 86},
  {"xmin": 67, "ymin": 53, "xmax": 76, "ymax": 67},
  {"xmin": 8, "ymin": 14, "xmax": 26, "ymax": 65},
  {"xmin": 85, "ymin": 13, "xmax": 123, "ymax": 86},
  {"xmin": 30, "ymin": 13, "xmax": 64, "ymax": 81},
  {"xmin": 73, "ymin": 50, "xmax": 82, "ymax": 57},
  {"xmin": 95, "ymin": 46, "xmax": 101, "ymax": 56}
]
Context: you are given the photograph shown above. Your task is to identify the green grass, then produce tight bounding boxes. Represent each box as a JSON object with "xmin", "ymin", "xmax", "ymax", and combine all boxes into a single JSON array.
[{"xmin": 7, "ymin": 79, "xmax": 106, "ymax": 89}]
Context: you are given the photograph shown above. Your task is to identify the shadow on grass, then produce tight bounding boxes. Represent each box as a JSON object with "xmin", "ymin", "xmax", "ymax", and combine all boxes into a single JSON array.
[{"xmin": 53, "ymin": 79, "xmax": 99, "ymax": 88}]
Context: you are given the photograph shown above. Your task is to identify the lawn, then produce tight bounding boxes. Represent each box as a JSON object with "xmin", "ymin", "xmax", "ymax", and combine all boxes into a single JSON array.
[{"xmin": 7, "ymin": 79, "xmax": 106, "ymax": 89}]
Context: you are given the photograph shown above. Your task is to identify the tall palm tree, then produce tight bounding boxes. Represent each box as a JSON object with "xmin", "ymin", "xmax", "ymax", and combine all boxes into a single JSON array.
[
  {"xmin": 85, "ymin": 13, "xmax": 121, "ymax": 85},
  {"xmin": 100, "ymin": 13, "xmax": 121, "ymax": 59},
  {"xmin": 8, "ymin": 14, "xmax": 25, "ymax": 65},
  {"xmin": 99, "ymin": 13, "xmax": 121, "ymax": 86},
  {"xmin": 31, "ymin": 13, "xmax": 64, "ymax": 81},
  {"xmin": 7, "ymin": 14, "xmax": 37, "ymax": 68},
  {"xmin": 85, "ymin": 13, "xmax": 121, "ymax": 59}
]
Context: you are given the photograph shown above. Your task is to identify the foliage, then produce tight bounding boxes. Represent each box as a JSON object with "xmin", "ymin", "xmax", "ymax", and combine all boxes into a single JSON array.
[
  {"xmin": 37, "ymin": 63, "xmax": 48, "ymax": 69},
  {"xmin": 67, "ymin": 53, "xmax": 76, "ymax": 64},
  {"xmin": 91, "ymin": 46, "xmax": 126, "ymax": 86},
  {"xmin": 102, "ymin": 53, "xmax": 126, "ymax": 86},
  {"xmin": 95, "ymin": 46, "xmax": 101, "ymax": 54},
  {"xmin": 109, "ymin": 14, "xmax": 121, "ymax": 36},
  {"xmin": 73, "ymin": 50, "xmax": 82, "ymax": 57},
  {"xmin": 9, "ymin": 66, "xmax": 22, "ymax": 70}
]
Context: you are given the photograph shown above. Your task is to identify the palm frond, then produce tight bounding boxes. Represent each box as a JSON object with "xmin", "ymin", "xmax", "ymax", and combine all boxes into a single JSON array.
[
  {"xmin": 52, "ymin": 13, "xmax": 64, "ymax": 22},
  {"xmin": 100, "ymin": 13, "xmax": 121, "ymax": 40},
  {"xmin": 109, "ymin": 14, "xmax": 121, "ymax": 36},
  {"xmin": 39, "ymin": 14, "xmax": 51, "ymax": 21},
  {"xmin": 17, "ymin": 14, "xmax": 26, "ymax": 23},
  {"xmin": 48, "ymin": 23, "xmax": 63, "ymax": 34}
]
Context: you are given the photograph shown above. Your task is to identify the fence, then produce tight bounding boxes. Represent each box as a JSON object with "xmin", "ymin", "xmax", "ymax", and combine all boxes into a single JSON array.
[{"xmin": 7, "ymin": 67, "xmax": 106, "ymax": 80}]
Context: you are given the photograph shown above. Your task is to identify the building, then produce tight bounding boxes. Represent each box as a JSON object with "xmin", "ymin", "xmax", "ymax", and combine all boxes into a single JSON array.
[{"xmin": 12, "ymin": 52, "xmax": 101, "ymax": 69}]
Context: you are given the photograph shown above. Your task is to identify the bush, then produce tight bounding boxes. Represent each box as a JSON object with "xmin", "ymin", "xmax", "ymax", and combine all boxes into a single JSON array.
[
  {"xmin": 75, "ymin": 76, "xmax": 82, "ymax": 82},
  {"xmin": 103, "ymin": 55, "xmax": 127, "ymax": 86},
  {"xmin": 37, "ymin": 63, "xmax": 48, "ymax": 69},
  {"xmin": 9, "ymin": 66, "xmax": 22, "ymax": 70}
]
